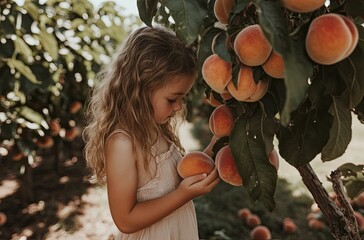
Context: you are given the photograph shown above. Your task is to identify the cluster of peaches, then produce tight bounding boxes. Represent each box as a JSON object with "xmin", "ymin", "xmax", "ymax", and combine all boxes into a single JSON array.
[
  {"xmin": 237, "ymin": 207, "xmax": 297, "ymax": 239},
  {"xmin": 203, "ymin": 0, "xmax": 359, "ymax": 104},
  {"xmin": 306, "ymin": 191, "xmax": 364, "ymax": 232},
  {"xmin": 177, "ymin": 104, "xmax": 279, "ymax": 187}
]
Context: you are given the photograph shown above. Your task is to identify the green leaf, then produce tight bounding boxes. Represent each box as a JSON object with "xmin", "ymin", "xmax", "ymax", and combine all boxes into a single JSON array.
[
  {"xmin": 17, "ymin": 106, "xmax": 45, "ymax": 126},
  {"xmin": 14, "ymin": 37, "xmax": 34, "ymax": 63},
  {"xmin": 137, "ymin": 0, "xmax": 158, "ymax": 26},
  {"xmin": 212, "ymin": 31, "xmax": 231, "ymax": 62},
  {"xmin": 22, "ymin": 1, "xmax": 40, "ymax": 20},
  {"xmin": 6, "ymin": 58, "xmax": 40, "ymax": 84},
  {"xmin": 230, "ymin": 112, "xmax": 277, "ymax": 211},
  {"xmin": 255, "ymin": 0, "xmax": 314, "ymax": 125},
  {"xmin": 345, "ymin": 0, "xmax": 364, "ymax": 19},
  {"xmin": 321, "ymin": 96, "xmax": 352, "ymax": 161},
  {"xmin": 277, "ymin": 99, "xmax": 332, "ymax": 167},
  {"xmin": 344, "ymin": 179, "xmax": 364, "ymax": 199},
  {"xmin": 353, "ymin": 97, "xmax": 364, "ymax": 123},
  {"xmin": 38, "ymin": 28, "xmax": 59, "ymax": 60},
  {"xmin": 337, "ymin": 163, "xmax": 364, "ymax": 178},
  {"xmin": 165, "ymin": 0, "xmax": 207, "ymax": 45}
]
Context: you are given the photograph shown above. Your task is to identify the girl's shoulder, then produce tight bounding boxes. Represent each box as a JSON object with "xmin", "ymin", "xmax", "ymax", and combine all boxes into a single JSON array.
[{"xmin": 105, "ymin": 129, "xmax": 133, "ymax": 152}]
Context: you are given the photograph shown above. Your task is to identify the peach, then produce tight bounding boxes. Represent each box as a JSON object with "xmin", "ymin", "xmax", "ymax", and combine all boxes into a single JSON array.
[
  {"xmin": 50, "ymin": 119, "xmax": 61, "ymax": 136},
  {"xmin": 234, "ymin": 24, "xmax": 272, "ymax": 66},
  {"xmin": 177, "ymin": 151, "xmax": 215, "ymax": 178},
  {"xmin": 36, "ymin": 136, "xmax": 54, "ymax": 149},
  {"xmin": 202, "ymin": 54, "xmax": 232, "ymax": 93},
  {"xmin": 69, "ymin": 101, "xmax": 82, "ymax": 114},
  {"xmin": 12, "ymin": 151, "xmax": 25, "ymax": 161},
  {"xmin": 226, "ymin": 65, "xmax": 257, "ymax": 101},
  {"xmin": 246, "ymin": 214, "xmax": 262, "ymax": 228},
  {"xmin": 340, "ymin": 15, "xmax": 359, "ymax": 58},
  {"xmin": 237, "ymin": 208, "xmax": 251, "ymax": 219},
  {"xmin": 354, "ymin": 211, "xmax": 364, "ymax": 232},
  {"xmin": 65, "ymin": 127, "xmax": 80, "ymax": 141},
  {"xmin": 353, "ymin": 191, "xmax": 364, "ymax": 208},
  {"xmin": 215, "ymin": 145, "xmax": 243, "ymax": 186},
  {"xmin": 209, "ymin": 105, "xmax": 235, "ymax": 138},
  {"xmin": 0, "ymin": 212, "xmax": 7, "ymax": 226},
  {"xmin": 214, "ymin": 0, "xmax": 234, "ymax": 24},
  {"xmin": 283, "ymin": 218, "xmax": 297, "ymax": 233},
  {"xmin": 250, "ymin": 225, "xmax": 271, "ymax": 240},
  {"xmin": 308, "ymin": 218, "xmax": 325, "ymax": 230},
  {"xmin": 220, "ymin": 91, "xmax": 234, "ymax": 100},
  {"xmin": 262, "ymin": 51, "xmax": 285, "ymax": 79},
  {"xmin": 268, "ymin": 148, "xmax": 279, "ymax": 170},
  {"xmin": 282, "ymin": 0, "xmax": 325, "ymax": 13},
  {"xmin": 208, "ymin": 93, "xmax": 222, "ymax": 107},
  {"xmin": 306, "ymin": 13, "xmax": 358, "ymax": 65},
  {"xmin": 244, "ymin": 80, "xmax": 269, "ymax": 102}
]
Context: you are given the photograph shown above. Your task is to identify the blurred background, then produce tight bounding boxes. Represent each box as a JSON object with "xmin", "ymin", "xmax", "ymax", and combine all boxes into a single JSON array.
[{"xmin": 0, "ymin": 0, "xmax": 363, "ymax": 239}]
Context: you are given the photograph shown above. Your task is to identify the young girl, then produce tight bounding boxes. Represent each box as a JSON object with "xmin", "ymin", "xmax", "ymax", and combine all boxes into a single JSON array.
[{"xmin": 83, "ymin": 26, "xmax": 220, "ymax": 239}]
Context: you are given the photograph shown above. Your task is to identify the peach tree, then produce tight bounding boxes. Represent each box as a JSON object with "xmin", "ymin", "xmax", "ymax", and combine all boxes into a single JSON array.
[
  {"xmin": 138, "ymin": 0, "xmax": 364, "ymax": 239},
  {"xmin": 0, "ymin": 0, "xmax": 139, "ymax": 202}
]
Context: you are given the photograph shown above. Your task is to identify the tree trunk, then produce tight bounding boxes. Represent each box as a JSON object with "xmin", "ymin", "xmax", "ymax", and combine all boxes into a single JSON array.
[{"xmin": 297, "ymin": 164, "xmax": 361, "ymax": 240}]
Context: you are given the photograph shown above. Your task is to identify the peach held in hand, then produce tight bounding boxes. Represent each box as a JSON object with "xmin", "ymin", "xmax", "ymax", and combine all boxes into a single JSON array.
[
  {"xmin": 177, "ymin": 151, "xmax": 215, "ymax": 178},
  {"xmin": 215, "ymin": 145, "xmax": 242, "ymax": 186}
]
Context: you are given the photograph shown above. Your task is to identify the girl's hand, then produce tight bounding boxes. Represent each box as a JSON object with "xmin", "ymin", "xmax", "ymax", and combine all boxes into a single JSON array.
[{"xmin": 177, "ymin": 167, "xmax": 220, "ymax": 200}]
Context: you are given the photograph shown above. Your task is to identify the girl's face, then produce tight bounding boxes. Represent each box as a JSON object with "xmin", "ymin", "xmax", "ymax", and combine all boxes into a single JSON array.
[{"xmin": 150, "ymin": 73, "xmax": 196, "ymax": 124}]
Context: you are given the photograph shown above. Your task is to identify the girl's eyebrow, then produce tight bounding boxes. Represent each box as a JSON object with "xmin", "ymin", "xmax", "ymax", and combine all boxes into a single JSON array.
[{"xmin": 170, "ymin": 92, "xmax": 186, "ymax": 96}]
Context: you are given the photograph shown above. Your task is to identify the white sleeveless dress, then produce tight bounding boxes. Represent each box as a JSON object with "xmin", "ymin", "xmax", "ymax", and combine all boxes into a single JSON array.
[{"xmin": 114, "ymin": 139, "xmax": 199, "ymax": 240}]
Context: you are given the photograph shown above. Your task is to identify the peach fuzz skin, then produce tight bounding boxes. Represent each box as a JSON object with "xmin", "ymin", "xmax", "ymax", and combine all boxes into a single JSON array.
[
  {"xmin": 177, "ymin": 151, "xmax": 215, "ymax": 179},
  {"xmin": 213, "ymin": 0, "xmax": 234, "ymax": 24},
  {"xmin": 233, "ymin": 24, "xmax": 272, "ymax": 67},
  {"xmin": 250, "ymin": 225, "xmax": 271, "ymax": 240},
  {"xmin": 209, "ymin": 105, "xmax": 235, "ymax": 138},
  {"xmin": 306, "ymin": 13, "xmax": 358, "ymax": 65},
  {"xmin": 282, "ymin": 0, "xmax": 325, "ymax": 13},
  {"xmin": 262, "ymin": 51, "xmax": 285, "ymax": 79},
  {"xmin": 215, "ymin": 145, "xmax": 242, "ymax": 186},
  {"xmin": 202, "ymin": 54, "xmax": 232, "ymax": 93}
]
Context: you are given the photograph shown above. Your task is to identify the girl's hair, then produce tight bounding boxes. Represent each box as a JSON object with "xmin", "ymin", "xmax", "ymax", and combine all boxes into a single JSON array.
[{"xmin": 83, "ymin": 26, "xmax": 197, "ymax": 183}]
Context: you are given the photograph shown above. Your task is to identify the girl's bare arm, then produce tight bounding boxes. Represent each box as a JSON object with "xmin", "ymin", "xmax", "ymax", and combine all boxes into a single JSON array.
[{"xmin": 105, "ymin": 133, "xmax": 220, "ymax": 234}]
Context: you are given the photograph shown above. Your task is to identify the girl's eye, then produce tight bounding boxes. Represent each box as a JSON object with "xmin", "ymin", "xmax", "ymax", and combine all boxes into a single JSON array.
[{"xmin": 167, "ymin": 99, "xmax": 177, "ymax": 104}]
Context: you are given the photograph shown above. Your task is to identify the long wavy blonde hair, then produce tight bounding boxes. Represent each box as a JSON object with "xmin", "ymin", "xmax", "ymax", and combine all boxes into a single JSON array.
[{"xmin": 83, "ymin": 26, "xmax": 197, "ymax": 184}]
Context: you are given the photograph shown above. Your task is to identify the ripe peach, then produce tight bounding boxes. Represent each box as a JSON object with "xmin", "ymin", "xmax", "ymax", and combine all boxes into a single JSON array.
[
  {"xmin": 283, "ymin": 217, "xmax": 297, "ymax": 233},
  {"xmin": 244, "ymin": 80, "xmax": 269, "ymax": 102},
  {"xmin": 282, "ymin": 0, "xmax": 325, "ymax": 13},
  {"xmin": 202, "ymin": 54, "xmax": 232, "ymax": 93},
  {"xmin": 306, "ymin": 13, "xmax": 358, "ymax": 65},
  {"xmin": 12, "ymin": 151, "xmax": 25, "ymax": 161},
  {"xmin": 215, "ymin": 145, "xmax": 243, "ymax": 186},
  {"xmin": 177, "ymin": 151, "xmax": 215, "ymax": 178},
  {"xmin": 354, "ymin": 211, "xmax": 364, "ymax": 232},
  {"xmin": 268, "ymin": 148, "xmax": 279, "ymax": 170},
  {"xmin": 234, "ymin": 24, "xmax": 272, "ymax": 66},
  {"xmin": 246, "ymin": 214, "xmax": 262, "ymax": 228},
  {"xmin": 250, "ymin": 225, "xmax": 271, "ymax": 240},
  {"xmin": 353, "ymin": 191, "xmax": 364, "ymax": 208},
  {"xmin": 262, "ymin": 51, "xmax": 285, "ymax": 78},
  {"xmin": 308, "ymin": 218, "xmax": 325, "ymax": 230},
  {"xmin": 220, "ymin": 91, "xmax": 234, "ymax": 100},
  {"xmin": 36, "ymin": 136, "xmax": 54, "ymax": 149},
  {"xmin": 214, "ymin": 0, "xmax": 234, "ymax": 24},
  {"xmin": 237, "ymin": 208, "xmax": 251, "ymax": 219},
  {"xmin": 50, "ymin": 119, "xmax": 61, "ymax": 136},
  {"xmin": 340, "ymin": 15, "xmax": 359, "ymax": 58},
  {"xmin": 65, "ymin": 127, "xmax": 80, "ymax": 141},
  {"xmin": 209, "ymin": 105, "xmax": 235, "ymax": 138},
  {"xmin": 0, "ymin": 212, "xmax": 7, "ymax": 226},
  {"xmin": 226, "ymin": 65, "xmax": 257, "ymax": 101},
  {"xmin": 208, "ymin": 93, "xmax": 222, "ymax": 107},
  {"xmin": 69, "ymin": 101, "xmax": 82, "ymax": 114}
]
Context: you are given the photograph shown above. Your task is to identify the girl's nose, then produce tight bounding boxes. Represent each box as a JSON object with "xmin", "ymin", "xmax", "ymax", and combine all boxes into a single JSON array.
[{"xmin": 174, "ymin": 99, "xmax": 183, "ymax": 111}]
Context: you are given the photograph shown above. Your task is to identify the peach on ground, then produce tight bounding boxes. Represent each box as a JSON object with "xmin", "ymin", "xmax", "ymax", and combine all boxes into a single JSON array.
[
  {"xmin": 215, "ymin": 145, "xmax": 242, "ymax": 186},
  {"xmin": 244, "ymin": 80, "xmax": 269, "ymax": 102},
  {"xmin": 250, "ymin": 225, "xmax": 271, "ymax": 240},
  {"xmin": 282, "ymin": 0, "xmax": 325, "ymax": 13},
  {"xmin": 237, "ymin": 208, "xmax": 251, "ymax": 219},
  {"xmin": 306, "ymin": 13, "xmax": 353, "ymax": 65},
  {"xmin": 177, "ymin": 151, "xmax": 215, "ymax": 178},
  {"xmin": 283, "ymin": 218, "xmax": 297, "ymax": 233},
  {"xmin": 308, "ymin": 218, "xmax": 325, "ymax": 230},
  {"xmin": 209, "ymin": 105, "xmax": 234, "ymax": 138},
  {"xmin": 354, "ymin": 191, "xmax": 364, "ymax": 208},
  {"xmin": 227, "ymin": 65, "xmax": 257, "ymax": 101},
  {"xmin": 214, "ymin": 0, "xmax": 234, "ymax": 24},
  {"xmin": 233, "ymin": 24, "xmax": 272, "ymax": 66},
  {"xmin": 268, "ymin": 148, "xmax": 279, "ymax": 170},
  {"xmin": 354, "ymin": 211, "xmax": 364, "ymax": 232},
  {"xmin": 202, "ymin": 54, "xmax": 232, "ymax": 93},
  {"xmin": 340, "ymin": 15, "xmax": 359, "ymax": 58},
  {"xmin": 262, "ymin": 51, "xmax": 285, "ymax": 78},
  {"xmin": 246, "ymin": 214, "xmax": 262, "ymax": 228}
]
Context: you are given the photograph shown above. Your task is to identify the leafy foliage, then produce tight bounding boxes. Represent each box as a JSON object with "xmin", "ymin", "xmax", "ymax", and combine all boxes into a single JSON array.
[{"xmin": 138, "ymin": 0, "xmax": 364, "ymax": 211}]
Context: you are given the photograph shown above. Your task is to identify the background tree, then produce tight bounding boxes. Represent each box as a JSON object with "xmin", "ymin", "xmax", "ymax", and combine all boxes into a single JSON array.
[{"xmin": 137, "ymin": 0, "xmax": 364, "ymax": 239}]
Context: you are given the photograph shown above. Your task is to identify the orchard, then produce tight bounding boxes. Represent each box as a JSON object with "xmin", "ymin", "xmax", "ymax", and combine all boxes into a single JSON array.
[{"xmin": 139, "ymin": 0, "xmax": 364, "ymax": 239}]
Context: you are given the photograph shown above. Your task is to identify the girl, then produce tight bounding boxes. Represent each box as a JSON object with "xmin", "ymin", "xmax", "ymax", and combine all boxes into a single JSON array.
[{"xmin": 83, "ymin": 26, "xmax": 220, "ymax": 240}]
